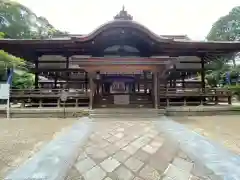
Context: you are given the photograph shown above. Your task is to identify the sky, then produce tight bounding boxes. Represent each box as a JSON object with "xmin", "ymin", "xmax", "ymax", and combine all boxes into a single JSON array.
[{"xmin": 16, "ymin": 0, "xmax": 240, "ymax": 40}]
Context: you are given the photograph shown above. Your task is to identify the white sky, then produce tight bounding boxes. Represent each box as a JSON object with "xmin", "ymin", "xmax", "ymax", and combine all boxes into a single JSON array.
[{"xmin": 16, "ymin": 0, "xmax": 239, "ymax": 40}]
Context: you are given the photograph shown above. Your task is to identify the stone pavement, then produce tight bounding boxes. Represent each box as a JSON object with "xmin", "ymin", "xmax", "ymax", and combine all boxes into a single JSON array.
[{"xmin": 65, "ymin": 119, "xmax": 210, "ymax": 180}]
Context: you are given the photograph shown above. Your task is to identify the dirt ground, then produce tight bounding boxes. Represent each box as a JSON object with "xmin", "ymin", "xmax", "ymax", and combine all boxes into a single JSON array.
[
  {"xmin": 173, "ymin": 115, "xmax": 240, "ymax": 154},
  {"xmin": 0, "ymin": 118, "xmax": 77, "ymax": 179}
]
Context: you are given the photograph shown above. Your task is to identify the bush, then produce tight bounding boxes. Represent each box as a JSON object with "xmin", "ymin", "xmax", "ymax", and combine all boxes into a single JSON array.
[{"xmin": 225, "ymin": 84, "xmax": 240, "ymax": 100}]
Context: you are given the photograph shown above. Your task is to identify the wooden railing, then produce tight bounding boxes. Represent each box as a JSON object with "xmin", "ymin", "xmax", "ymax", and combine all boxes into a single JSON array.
[
  {"xmin": 158, "ymin": 87, "xmax": 232, "ymax": 106},
  {"xmin": 159, "ymin": 87, "xmax": 231, "ymax": 97},
  {"xmin": 10, "ymin": 89, "xmax": 90, "ymax": 108},
  {"xmin": 10, "ymin": 89, "xmax": 89, "ymax": 98},
  {"xmin": 9, "ymin": 87, "xmax": 232, "ymax": 108}
]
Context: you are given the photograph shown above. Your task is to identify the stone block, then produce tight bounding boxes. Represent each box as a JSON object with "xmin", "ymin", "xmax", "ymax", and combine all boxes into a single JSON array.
[
  {"xmin": 139, "ymin": 165, "xmax": 161, "ymax": 180},
  {"xmin": 104, "ymin": 144, "xmax": 120, "ymax": 155},
  {"xmin": 154, "ymin": 148, "xmax": 175, "ymax": 163},
  {"xmin": 123, "ymin": 144, "xmax": 139, "ymax": 155},
  {"xmin": 100, "ymin": 157, "xmax": 120, "ymax": 172},
  {"xmin": 133, "ymin": 177, "xmax": 143, "ymax": 180},
  {"xmin": 77, "ymin": 152, "xmax": 88, "ymax": 161},
  {"xmin": 113, "ymin": 150, "xmax": 131, "ymax": 163},
  {"xmin": 124, "ymin": 156, "xmax": 144, "ymax": 172},
  {"xmin": 108, "ymin": 135, "xmax": 120, "ymax": 143},
  {"xmin": 83, "ymin": 165, "xmax": 106, "ymax": 180},
  {"xmin": 115, "ymin": 139, "xmax": 129, "ymax": 148},
  {"xmin": 142, "ymin": 144, "xmax": 159, "ymax": 154},
  {"xmin": 115, "ymin": 132, "xmax": 124, "ymax": 139},
  {"xmin": 89, "ymin": 149, "xmax": 108, "ymax": 162},
  {"xmin": 172, "ymin": 157, "xmax": 194, "ymax": 172},
  {"xmin": 75, "ymin": 157, "xmax": 96, "ymax": 174},
  {"xmin": 65, "ymin": 166, "xmax": 83, "ymax": 180},
  {"xmin": 149, "ymin": 154, "xmax": 170, "ymax": 173},
  {"xmin": 165, "ymin": 164, "xmax": 191, "ymax": 180},
  {"xmin": 133, "ymin": 149, "xmax": 150, "ymax": 162},
  {"xmin": 162, "ymin": 176, "xmax": 174, "ymax": 180},
  {"xmin": 104, "ymin": 178, "xmax": 113, "ymax": 180},
  {"xmin": 114, "ymin": 166, "xmax": 134, "ymax": 180}
]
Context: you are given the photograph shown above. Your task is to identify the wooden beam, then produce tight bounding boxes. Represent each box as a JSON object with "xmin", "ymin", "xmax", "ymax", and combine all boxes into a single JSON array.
[
  {"xmin": 154, "ymin": 72, "xmax": 159, "ymax": 109},
  {"xmin": 201, "ymin": 56, "xmax": 206, "ymax": 93},
  {"xmin": 34, "ymin": 56, "xmax": 39, "ymax": 89},
  {"xmin": 89, "ymin": 73, "xmax": 94, "ymax": 109}
]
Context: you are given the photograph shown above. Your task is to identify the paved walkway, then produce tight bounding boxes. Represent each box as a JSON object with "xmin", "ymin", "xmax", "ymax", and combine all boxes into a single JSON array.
[{"xmin": 65, "ymin": 119, "xmax": 206, "ymax": 180}]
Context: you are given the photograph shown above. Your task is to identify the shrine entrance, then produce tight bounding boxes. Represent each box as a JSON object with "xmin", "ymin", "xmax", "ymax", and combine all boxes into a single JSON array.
[
  {"xmin": 93, "ymin": 73, "xmax": 154, "ymax": 108},
  {"xmin": 81, "ymin": 57, "xmax": 165, "ymax": 109}
]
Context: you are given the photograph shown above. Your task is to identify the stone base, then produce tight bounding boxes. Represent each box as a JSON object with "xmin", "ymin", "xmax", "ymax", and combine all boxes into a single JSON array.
[
  {"xmin": 0, "ymin": 108, "xmax": 89, "ymax": 118},
  {"xmin": 166, "ymin": 105, "xmax": 240, "ymax": 116},
  {"xmin": 0, "ymin": 105, "xmax": 239, "ymax": 118}
]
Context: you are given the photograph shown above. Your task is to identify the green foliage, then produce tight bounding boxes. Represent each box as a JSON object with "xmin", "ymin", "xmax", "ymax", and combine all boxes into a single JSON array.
[
  {"xmin": 0, "ymin": 50, "xmax": 25, "ymax": 69},
  {"xmin": 0, "ymin": 0, "xmax": 67, "ymax": 39},
  {"xmin": 225, "ymin": 84, "xmax": 240, "ymax": 101},
  {"xmin": 206, "ymin": 6, "xmax": 240, "ymax": 87},
  {"xmin": 0, "ymin": 0, "xmax": 68, "ymax": 89},
  {"xmin": 207, "ymin": 6, "xmax": 240, "ymax": 41},
  {"xmin": 0, "ymin": 32, "xmax": 4, "ymax": 38},
  {"xmin": 0, "ymin": 50, "xmax": 26, "ymax": 83},
  {"xmin": 12, "ymin": 72, "xmax": 34, "ymax": 89},
  {"xmin": 226, "ymin": 84, "xmax": 240, "ymax": 94},
  {"xmin": 207, "ymin": 6, "xmax": 240, "ymax": 67}
]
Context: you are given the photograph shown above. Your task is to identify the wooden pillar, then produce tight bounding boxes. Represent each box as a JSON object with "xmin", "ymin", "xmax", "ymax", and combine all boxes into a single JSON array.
[
  {"xmin": 151, "ymin": 73, "xmax": 154, "ymax": 97},
  {"xmin": 75, "ymin": 98, "xmax": 79, "ymax": 107},
  {"xmin": 66, "ymin": 56, "xmax": 70, "ymax": 89},
  {"xmin": 96, "ymin": 72, "xmax": 100, "ymax": 95},
  {"xmin": 54, "ymin": 72, "xmax": 58, "ymax": 89},
  {"xmin": 84, "ymin": 72, "xmax": 88, "ymax": 93},
  {"xmin": 144, "ymin": 71, "xmax": 147, "ymax": 93},
  {"xmin": 34, "ymin": 56, "xmax": 39, "ymax": 89},
  {"xmin": 181, "ymin": 72, "xmax": 185, "ymax": 88},
  {"xmin": 39, "ymin": 99, "xmax": 42, "ymax": 108},
  {"xmin": 173, "ymin": 65, "xmax": 177, "ymax": 88},
  {"xmin": 201, "ymin": 56, "xmax": 206, "ymax": 105},
  {"xmin": 20, "ymin": 101, "xmax": 25, "ymax": 108},
  {"xmin": 57, "ymin": 98, "xmax": 60, "ymax": 107},
  {"xmin": 154, "ymin": 72, "xmax": 159, "ymax": 109},
  {"xmin": 89, "ymin": 73, "xmax": 95, "ymax": 110},
  {"xmin": 133, "ymin": 83, "xmax": 136, "ymax": 94},
  {"xmin": 201, "ymin": 57, "xmax": 206, "ymax": 92},
  {"xmin": 228, "ymin": 95, "xmax": 232, "ymax": 105}
]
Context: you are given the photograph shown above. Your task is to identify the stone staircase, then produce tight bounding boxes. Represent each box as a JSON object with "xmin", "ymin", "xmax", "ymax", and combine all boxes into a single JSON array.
[{"xmin": 89, "ymin": 108, "xmax": 166, "ymax": 119}]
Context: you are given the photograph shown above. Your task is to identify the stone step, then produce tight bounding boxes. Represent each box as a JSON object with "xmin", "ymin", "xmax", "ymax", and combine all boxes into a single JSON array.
[
  {"xmin": 94, "ymin": 104, "xmax": 154, "ymax": 108},
  {"xmin": 89, "ymin": 113, "xmax": 163, "ymax": 119},
  {"xmin": 92, "ymin": 108, "xmax": 164, "ymax": 113},
  {"xmin": 90, "ymin": 108, "xmax": 165, "ymax": 119}
]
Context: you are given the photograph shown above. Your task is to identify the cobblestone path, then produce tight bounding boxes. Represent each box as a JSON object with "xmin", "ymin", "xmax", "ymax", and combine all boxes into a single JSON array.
[{"xmin": 66, "ymin": 119, "xmax": 207, "ymax": 180}]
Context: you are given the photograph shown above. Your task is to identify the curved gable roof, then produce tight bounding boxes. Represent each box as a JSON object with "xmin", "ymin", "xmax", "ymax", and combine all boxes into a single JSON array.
[{"xmin": 71, "ymin": 20, "xmax": 174, "ymax": 43}]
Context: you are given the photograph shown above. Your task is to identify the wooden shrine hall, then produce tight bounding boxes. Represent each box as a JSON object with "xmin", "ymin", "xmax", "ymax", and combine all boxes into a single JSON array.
[{"xmin": 1, "ymin": 7, "xmax": 240, "ymax": 109}]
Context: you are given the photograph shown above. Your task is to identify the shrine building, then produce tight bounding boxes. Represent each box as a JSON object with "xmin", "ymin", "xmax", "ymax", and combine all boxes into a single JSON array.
[{"xmin": 1, "ymin": 7, "xmax": 240, "ymax": 109}]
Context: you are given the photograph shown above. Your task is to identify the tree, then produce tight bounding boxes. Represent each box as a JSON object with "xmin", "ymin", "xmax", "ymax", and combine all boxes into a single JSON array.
[
  {"xmin": 0, "ymin": 0, "xmax": 68, "ymax": 89},
  {"xmin": 207, "ymin": 6, "xmax": 240, "ymax": 41},
  {"xmin": 206, "ymin": 6, "xmax": 240, "ymax": 89},
  {"xmin": 0, "ymin": 0, "xmax": 67, "ymax": 39},
  {"xmin": 12, "ymin": 72, "xmax": 34, "ymax": 89},
  {"xmin": 207, "ymin": 6, "xmax": 240, "ymax": 67},
  {"xmin": 205, "ymin": 57, "xmax": 231, "ymax": 87}
]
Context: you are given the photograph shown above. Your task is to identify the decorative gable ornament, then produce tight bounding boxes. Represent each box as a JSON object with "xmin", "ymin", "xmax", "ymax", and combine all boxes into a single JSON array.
[{"xmin": 114, "ymin": 6, "xmax": 133, "ymax": 20}]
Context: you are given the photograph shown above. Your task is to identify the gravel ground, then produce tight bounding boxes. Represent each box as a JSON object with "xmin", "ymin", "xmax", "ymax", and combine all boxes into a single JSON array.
[
  {"xmin": 0, "ymin": 118, "xmax": 77, "ymax": 178},
  {"xmin": 173, "ymin": 115, "xmax": 240, "ymax": 154}
]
